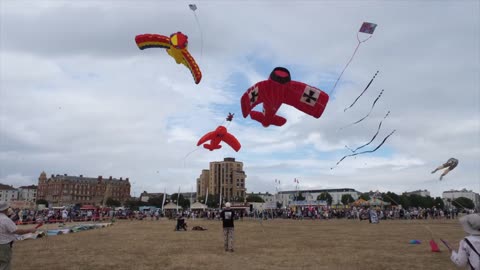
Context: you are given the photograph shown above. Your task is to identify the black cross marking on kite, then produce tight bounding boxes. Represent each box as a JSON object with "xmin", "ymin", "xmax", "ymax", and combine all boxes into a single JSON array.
[
  {"xmin": 302, "ymin": 90, "xmax": 318, "ymax": 104},
  {"xmin": 250, "ymin": 91, "xmax": 259, "ymax": 103}
]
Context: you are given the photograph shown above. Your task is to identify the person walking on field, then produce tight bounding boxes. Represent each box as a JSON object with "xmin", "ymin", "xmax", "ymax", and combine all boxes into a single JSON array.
[
  {"xmin": 0, "ymin": 202, "xmax": 37, "ymax": 270},
  {"xmin": 220, "ymin": 202, "xmax": 235, "ymax": 252}
]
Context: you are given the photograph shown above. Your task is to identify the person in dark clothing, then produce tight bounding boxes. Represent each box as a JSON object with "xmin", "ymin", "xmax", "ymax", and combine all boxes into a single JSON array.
[
  {"xmin": 175, "ymin": 215, "xmax": 187, "ymax": 231},
  {"xmin": 220, "ymin": 202, "xmax": 235, "ymax": 252}
]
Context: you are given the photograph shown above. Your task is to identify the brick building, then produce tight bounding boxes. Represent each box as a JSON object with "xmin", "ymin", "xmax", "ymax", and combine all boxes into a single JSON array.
[
  {"xmin": 196, "ymin": 157, "xmax": 247, "ymax": 203},
  {"xmin": 37, "ymin": 172, "xmax": 131, "ymax": 206}
]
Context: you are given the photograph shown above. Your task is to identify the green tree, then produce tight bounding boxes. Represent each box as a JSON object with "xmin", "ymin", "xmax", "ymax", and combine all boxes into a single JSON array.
[
  {"xmin": 246, "ymin": 194, "xmax": 265, "ymax": 203},
  {"xmin": 423, "ymin": 196, "xmax": 435, "ymax": 208},
  {"xmin": 231, "ymin": 196, "xmax": 245, "ymax": 203},
  {"xmin": 407, "ymin": 194, "xmax": 424, "ymax": 208},
  {"xmin": 36, "ymin": 199, "xmax": 48, "ymax": 207},
  {"xmin": 399, "ymin": 194, "xmax": 411, "ymax": 209},
  {"xmin": 197, "ymin": 194, "xmax": 221, "ymax": 208},
  {"xmin": 124, "ymin": 199, "xmax": 147, "ymax": 210},
  {"xmin": 106, "ymin": 197, "xmax": 121, "ymax": 207},
  {"xmin": 147, "ymin": 195, "xmax": 165, "ymax": 208},
  {"xmin": 382, "ymin": 192, "xmax": 401, "ymax": 206},
  {"xmin": 434, "ymin": 197, "xmax": 445, "ymax": 209},
  {"xmin": 341, "ymin": 194, "xmax": 355, "ymax": 205},
  {"xmin": 359, "ymin": 193, "xmax": 371, "ymax": 201},
  {"xmin": 452, "ymin": 197, "xmax": 475, "ymax": 210},
  {"xmin": 170, "ymin": 193, "xmax": 190, "ymax": 209},
  {"xmin": 317, "ymin": 192, "xmax": 333, "ymax": 206},
  {"xmin": 296, "ymin": 193, "xmax": 305, "ymax": 201}
]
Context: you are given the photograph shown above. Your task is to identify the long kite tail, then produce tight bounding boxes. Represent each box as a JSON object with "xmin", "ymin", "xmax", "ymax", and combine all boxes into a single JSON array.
[
  {"xmin": 344, "ymin": 71, "xmax": 379, "ymax": 112},
  {"xmin": 345, "ymin": 111, "xmax": 390, "ymax": 153},
  {"xmin": 331, "ymin": 129, "xmax": 396, "ymax": 169},
  {"xmin": 338, "ymin": 89, "xmax": 384, "ymax": 131}
]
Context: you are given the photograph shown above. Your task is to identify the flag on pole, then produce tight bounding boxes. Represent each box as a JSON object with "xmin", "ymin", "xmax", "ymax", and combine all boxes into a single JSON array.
[
  {"xmin": 161, "ymin": 187, "xmax": 166, "ymax": 214},
  {"xmin": 176, "ymin": 186, "xmax": 181, "ymax": 213},
  {"xmin": 205, "ymin": 187, "xmax": 209, "ymax": 209}
]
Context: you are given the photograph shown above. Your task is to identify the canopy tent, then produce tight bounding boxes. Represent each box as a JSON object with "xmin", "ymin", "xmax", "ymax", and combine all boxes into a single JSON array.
[
  {"xmin": 190, "ymin": 202, "xmax": 207, "ymax": 210},
  {"xmin": 163, "ymin": 202, "xmax": 182, "ymax": 210},
  {"xmin": 368, "ymin": 198, "xmax": 391, "ymax": 206},
  {"xmin": 353, "ymin": 198, "xmax": 369, "ymax": 206}
]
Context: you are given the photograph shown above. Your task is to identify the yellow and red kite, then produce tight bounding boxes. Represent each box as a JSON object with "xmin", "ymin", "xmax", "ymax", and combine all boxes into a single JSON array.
[{"xmin": 135, "ymin": 32, "xmax": 202, "ymax": 84}]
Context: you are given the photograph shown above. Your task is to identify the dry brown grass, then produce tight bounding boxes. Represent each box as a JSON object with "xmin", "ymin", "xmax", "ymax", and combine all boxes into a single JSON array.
[{"xmin": 13, "ymin": 218, "xmax": 465, "ymax": 270}]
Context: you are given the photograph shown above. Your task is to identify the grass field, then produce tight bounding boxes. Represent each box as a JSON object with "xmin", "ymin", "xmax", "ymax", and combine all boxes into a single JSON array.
[{"xmin": 13, "ymin": 218, "xmax": 466, "ymax": 270}]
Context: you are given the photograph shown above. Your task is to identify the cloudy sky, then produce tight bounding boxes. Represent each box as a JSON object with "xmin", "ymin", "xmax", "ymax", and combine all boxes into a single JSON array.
[{"xmin": 1, "ymin": 1, "xmax": 479, "ymax": 198}]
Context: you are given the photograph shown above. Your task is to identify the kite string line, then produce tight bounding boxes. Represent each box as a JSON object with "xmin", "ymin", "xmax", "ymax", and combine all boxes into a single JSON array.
[
  {"xmin": 328, "ymin": 41, "xmax": 361, "ymax": 96},
  {"xmin": 328, "ymin": 32, "xmax": 374, "ymax": 97},
  {"xmin": 192, "ymin": 11, "xmax": 204, "ymax": 58},
  {"xmin": 357, "ymin": 31, "xmax": 373, "ymax": 43},
  {"xmin": 183, "ymin": 147, "xmax": 201, "ymax": 168}
]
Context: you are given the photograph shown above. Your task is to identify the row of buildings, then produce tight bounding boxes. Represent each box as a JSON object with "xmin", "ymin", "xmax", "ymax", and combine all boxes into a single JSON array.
[
  {"xmin": 249, "ymin": 188, "xmax": 480, "ymax": 209},
  {"xmin": 1, "ymin": 157, "xmax": 478, "ymax": 209},
  {"xmin": 1, "ymin": 172, "xmax": 132, "ymax": 207},
  {"xmin": 37, "ymin": 172, "xmax": 131, "ymax": 206},
  {"xmin": 0, "ymin": 184, "xmax": 37, "ymax": 203}
]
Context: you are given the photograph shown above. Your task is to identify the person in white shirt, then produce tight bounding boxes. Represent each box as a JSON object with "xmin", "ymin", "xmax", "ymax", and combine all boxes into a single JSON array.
[
  {"xmin": 0, "ymin": 202, "xmax": 37, "ymax": 270},
  {"xmin": 449, "ymin": 214, "xmax": 480, "ymax": 269},
  {"xmin": 62, "ymin": 209, "xmax": 69, "ymax": 222}
]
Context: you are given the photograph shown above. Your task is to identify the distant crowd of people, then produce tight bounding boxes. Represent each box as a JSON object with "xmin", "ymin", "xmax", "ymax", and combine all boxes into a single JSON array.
[
  {"xmin": 9, "ymin": 205, "xmax": 474, "ymax": 226},
  {"xmin": 1, "ymin": 201, "xmax": 479, "ymax": 269},
  {"xmin": 255, "ymin": 206, "xmax": 467, "ymax": 221}
]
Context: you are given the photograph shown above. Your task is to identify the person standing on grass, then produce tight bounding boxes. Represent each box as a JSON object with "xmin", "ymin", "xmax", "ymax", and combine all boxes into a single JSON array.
[
  {"xmin": 0, "ymin": 202, "xmax": 37, "ymax": 270},
  {"xmin": 220, "ymin": 202, "xmax": 235, "ymax": 252}
]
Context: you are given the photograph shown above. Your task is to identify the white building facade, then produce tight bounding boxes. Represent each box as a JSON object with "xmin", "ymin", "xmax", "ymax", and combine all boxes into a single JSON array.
[
  {"xmin": 277, "ymin": 188, "xmax": 361, "ymax": 206},
  {"xmin": 0, "ymin": 184, "xmax": 19, "ymax": 203},
  {"xmin": 18, "ymin": 185, "xmax": 37, "ymax": 202},
  {"xmin": 442, "ymin": 189, "xmax": 480, "ymax": 209}
]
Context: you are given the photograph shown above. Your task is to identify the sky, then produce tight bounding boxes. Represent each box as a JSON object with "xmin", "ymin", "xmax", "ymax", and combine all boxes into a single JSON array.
[{"xmin": 0, "ymin": 0, "xmax": 479, "ymax": 198}]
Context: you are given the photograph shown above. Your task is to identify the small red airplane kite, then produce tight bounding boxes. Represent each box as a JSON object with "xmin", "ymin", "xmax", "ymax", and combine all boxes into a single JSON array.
[{"xmin": 196, "ymin": 126, "xmax": 241, "ymax": 152}]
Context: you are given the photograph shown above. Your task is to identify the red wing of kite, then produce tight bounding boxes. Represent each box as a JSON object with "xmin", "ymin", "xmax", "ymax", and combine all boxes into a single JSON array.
[
  {"xmin": 240, "ymin": 81, "xmax": 269, "ymax": 118},
  {"xmin": 196, "ymin": 126, "xmax": 241, "ymax": 152},
  {"xmin": 181, "ymin": 49, "xmax": 202, "ymax": 84},
  {"xmin": 135, "ymin": 34, "xmax": 171, "ymax": 50},
  {"xmin": 284, "ymin": 81, "xmax": 329, "ymax": 118},
  {"xmin": 196, "ymin": 131, "xmax": 216, "ymax": 147},
  {"xmin": 222, "ymin": 132, "xmax": 241, "ymax": 152}
]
